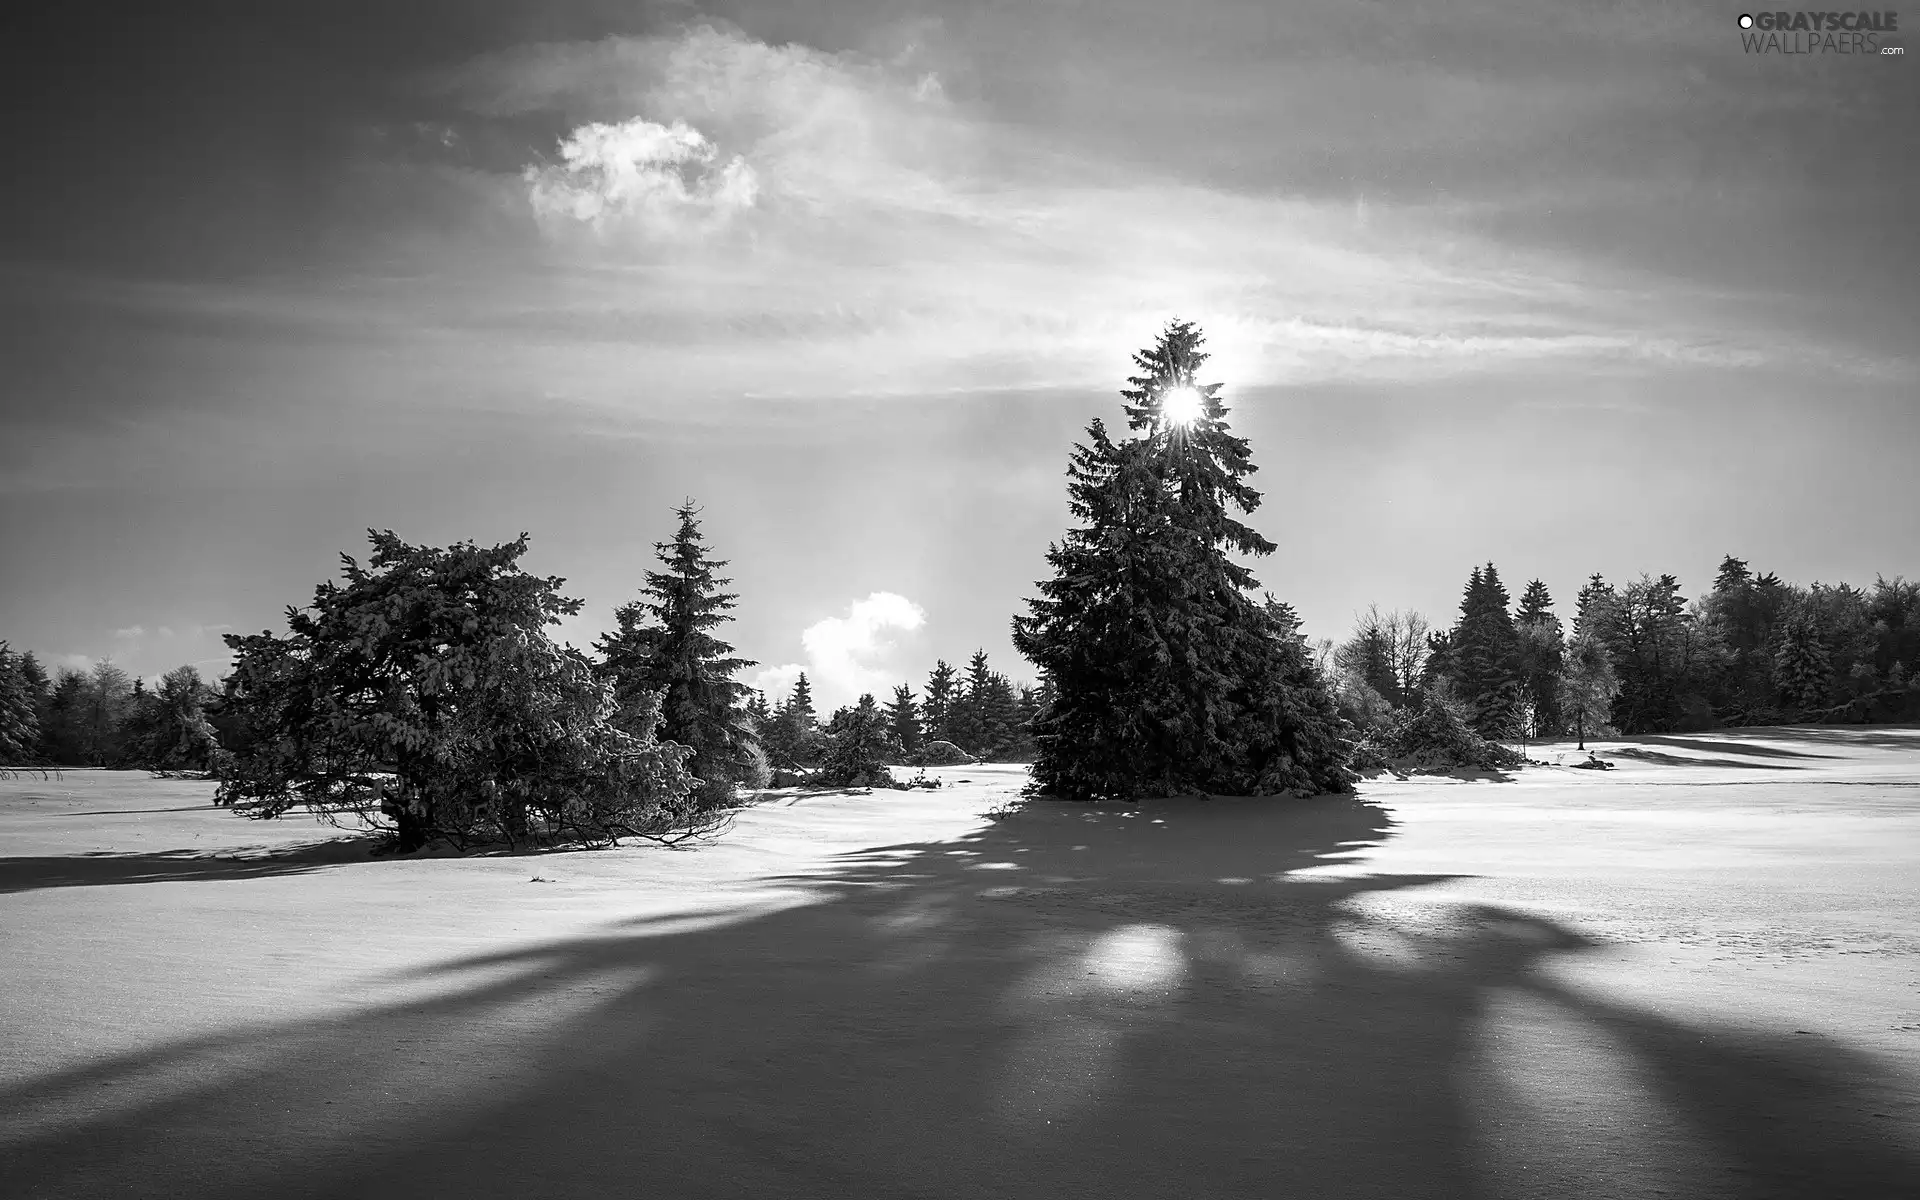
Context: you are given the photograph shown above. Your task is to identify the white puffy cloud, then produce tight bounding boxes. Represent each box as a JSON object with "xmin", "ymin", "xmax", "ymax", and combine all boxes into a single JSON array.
[
  {"xmin": 749, "ymin": 592, "xmax": 926, "ymax": 710},
  {"xmin": 524, "ymin": 117, "xmax": 757, "ymax": 237}
]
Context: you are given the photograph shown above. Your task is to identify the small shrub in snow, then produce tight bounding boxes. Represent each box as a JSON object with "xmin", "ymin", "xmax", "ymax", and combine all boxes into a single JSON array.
[
  {"xmin": 1382, "ymin": 691, "xmax": 1524, "ymax": 774},
  {"xmin": 908, "ymin": 740, "xmax": 975, "ymax": 766}
]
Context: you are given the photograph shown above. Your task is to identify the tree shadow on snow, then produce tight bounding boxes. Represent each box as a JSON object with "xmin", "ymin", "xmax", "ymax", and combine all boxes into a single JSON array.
[
  {"xmin": 2, "ymin": 795, "xmax": 1915, "ymax": 1199},
  {"xmin": 0, "ymin": 837, "xmax": 388, "ymax": 894},
  {"xmin": 1630, "ymin": 734, "xmax": 1840, "ymax": 761},
  {"xmin": 1607, "ymin": 747, "xmax": 1799, "ymax": 771},
  {"xmin": 1751, "ymin": 724, "xmax": 1920, "ymax": 752}
]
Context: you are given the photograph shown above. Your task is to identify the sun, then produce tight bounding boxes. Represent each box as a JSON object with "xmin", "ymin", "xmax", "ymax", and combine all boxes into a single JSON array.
[{"xmin": 1160, "ymin": 386, "xmax": 1204, "ymax": 427}]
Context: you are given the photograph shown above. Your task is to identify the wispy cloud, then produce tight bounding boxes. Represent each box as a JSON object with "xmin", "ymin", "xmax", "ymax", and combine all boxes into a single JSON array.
[{"xmin": 404, "ymin": 21, "xmax": 1910, "ymax": 410}]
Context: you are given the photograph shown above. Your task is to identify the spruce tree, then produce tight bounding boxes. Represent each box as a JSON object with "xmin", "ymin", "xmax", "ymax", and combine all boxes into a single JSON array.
[
  {"xmin": 1513, "ymin": 579, "xmax": 1565, "ymax": 737},
  {"xmin": 922, "ymin": 660, "xmax": 958, "ymax": 746},
  {"xmin": 1774, "ymin": 617, "xmax": 1832, "ymax": 713},
  {"xmin": 1012, "ymin": 320, "xmax": 1352, "ymax": 801},
  {"xmin": 745, "ymin": 689, "xmax": 772, "ymax": 731},
  {"xmin": 0, "ymin": 642, "xmax": 43, "ymax": 767},
  {"xmin": 598, "ymin": 502, "xmax": 759, "ymax": 807},
  {"xmin": 787, "ymin": 673, "xmax": 816, "ymax": 728},
  {"xmin": 1574, "ymin": 574, "xmax": 1621, "ymax": 643},
  {"xmin": 885, "ymin": 684, "xmax": 922, "ymax": 755},
  {"xmin": 818, "ymin": 693, "xmax": 892, "ymax": 785},
  {"xmin": 956, "ymin": 649, "xmax": 1014, "ymax": 756},
  {"xmin": 1449, "ymin": 563, "xmax": 1523, "ymax": 739}
]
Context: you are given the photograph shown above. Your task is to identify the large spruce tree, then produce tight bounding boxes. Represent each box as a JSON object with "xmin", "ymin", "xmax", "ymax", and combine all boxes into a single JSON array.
[
  {"xmin": 1012, "ymin": 321, "xmax": 1352, "ymax": 801},
  {"xmin": 598, "ymin": 502, "xmax": 759, "ymax": 807}
]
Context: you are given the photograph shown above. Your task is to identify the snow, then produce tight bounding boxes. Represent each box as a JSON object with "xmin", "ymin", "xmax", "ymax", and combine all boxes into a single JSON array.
[{"xmin": 3, "ymin": 733, "xmax": 1918, "ymax": 1198}]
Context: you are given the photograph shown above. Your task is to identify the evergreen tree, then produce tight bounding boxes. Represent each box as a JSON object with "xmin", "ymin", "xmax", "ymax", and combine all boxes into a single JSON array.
[
  {"xmin": 1012, "ymin": 321, "xmax": 1351, "ymax": 801},
  {"xmin": 1449, "ymin": 563, "xmax": 1523, "ymax": 739},
  {"xmin": 125, "ymin": 665, "xmax": 223, "ymax": 772},
  {"xmin": 1606, "ymin": 574, "xmax": 1693, "ymax": 733},
  {"xmin": 1574, "ymin": 574, "xmax": 1621, "ymax": 644},
  {"xmin": 885, "ymin": 684, "xmax": 922, "ymax": 755},
  {"xmin": 744, "ymin": 689, "xmax": 772, "ymax": 730},
  {"xmin": 597, "ymin": 502, "xmax": 759, "ymax": 808},
  {"xmin": 922, "ymin": 660, "xmax": 958, "ymax": 746},
  {"xmin": 218, "ymin": 530, "xmax": 697, "ymax": 851},
  {"xmin": 787, "ymin": 673, "xmax": 816, "ymax": 728},
  {"xmin": 41, "ymin": 668, "xmax": 91, "ymax": 765},
  {"xmin": 760, "ymin": 674, "xmax": 821, "ymax": 768},
  {"xmin": 0, "ymin": 642, "xmax": 43, "ymax": 766},
  {"xmin": 817, "ymin": 692, "xmax": 893, "ymax": 785},
  {"xmin": 1774, "ymin": 616, "xmax": 1832, "ymax": 713},
  {"xmin": 1009, "ymin": 682, "xmax": 1045, "ymax": 759},
  {"xmin": 954, "ymin": 649, "xmax": 1016, "ymax": 756},
  {"xmin": 1421, "ymin": 629, "xmax": 1454, "ymax": 692},
  {"xmin": 1513, "ymin": 579, "xmax": 1565, "ymax": 736}
]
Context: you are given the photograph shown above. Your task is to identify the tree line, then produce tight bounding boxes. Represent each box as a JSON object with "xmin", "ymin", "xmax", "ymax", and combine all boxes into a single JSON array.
[
  {"xmin": 749, "ymin": 650, "xmax": 1054, "ymax": 771},
  {"xmin": 0, "ymin": 648, "xmax": 224, "ymax": 773},
  {"xmin": 1326, "ymin": 558, "xmax": 1920, "ymax": 749}
]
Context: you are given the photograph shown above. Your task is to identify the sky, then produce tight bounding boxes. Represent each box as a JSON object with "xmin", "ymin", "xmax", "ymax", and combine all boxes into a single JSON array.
[{"xmin": 2, "ymin": 1, "xmax": 1916, "ymax": 707}]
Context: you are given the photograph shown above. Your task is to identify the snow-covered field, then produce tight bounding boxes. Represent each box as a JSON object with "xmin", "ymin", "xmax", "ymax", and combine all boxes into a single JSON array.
[{"xmin": 4, "ymin": 729, "xmax": 1918, "ymax": 1198}]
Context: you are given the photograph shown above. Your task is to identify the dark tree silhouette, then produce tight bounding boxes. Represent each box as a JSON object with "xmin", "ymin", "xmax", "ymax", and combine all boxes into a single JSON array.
[
  {"xmin": 598, "ymin": 502, "xmax": 760, "ymax": 807},
  {"xmin": 1013, "ymin": 320, "xmax": 1352, "ymax": 801},
  {"xmin": 217, "ymin": 530, "xmax": 698, "ymax": 852}
]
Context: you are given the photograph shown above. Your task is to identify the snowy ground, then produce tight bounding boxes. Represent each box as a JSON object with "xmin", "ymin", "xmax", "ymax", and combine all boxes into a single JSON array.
[{"xmin": 3, "ymin": 729, "xmax": 1917, "ymax": 1198}]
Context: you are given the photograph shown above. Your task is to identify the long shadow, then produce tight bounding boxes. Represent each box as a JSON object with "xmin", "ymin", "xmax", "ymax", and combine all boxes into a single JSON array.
[
  {"xmin": 1, "ymin": 794, "xmax": 1913, "ymax": 1199},
  {"xmin": 1622, "ymin": 735, "xmax": 1836, "ymax": 761},
  {"xmin": 1759, "ymin": 724, "xmax": 1920, "ymax": 752},
  {"xmin": 0, "ymin": 837, "xmax": 385, "ymax": 894},
  {"xmin": 1608, "ymin": 747, "xmax": 1798, "ymax": 771}
]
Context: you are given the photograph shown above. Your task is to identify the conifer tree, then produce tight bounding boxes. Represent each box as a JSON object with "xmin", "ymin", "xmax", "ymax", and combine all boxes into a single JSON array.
[
  {"xmin": 1449, "ymin": 563, "xmax": 1523, "ymax": 738},
  {"xmin": 1774, "ymin": 617, "xmax": 1832, "ymax": 713},
  {"xmin": 818, "ymin": 693, "xmax": 892, "ymax": 785},
  {"xmin": 1574, "ymin": 574, "xmax": 1621, "ymax": 643},
  {"xmin": 956, "ymin": 649, "xmax": 1015, "ymax": 756},
  {"xmin": 218, "ymin": 530, "xmax": 697, "ymax": 850},
  {"xmin": 598, "ymin": 502, "xmax": 759, "ymax": 807},
  {"xmin": 1607, "ymin": 573, "xmax": 1694, "ymax": 733},
  {"xmin": 786, "ymin": 674, "xmax": 816, "ymax": 728},
  {"xmin": 885, "ymin": 684, "xmax": 922, "ymax": 755},
  {"xmin": 1513, "ymin": 579, "xmax": 1565, "ymax": 737},
  {"xmin": 1012, "ymin": 321, "xmax": 1351, "ymax": 801},
  {"xmin": 922, "ymin": 660, "xmax": 958, "ymax": 745},
  {"xmin": 0, "ymin": 642, "xmax": 43, "ymax": 766}
]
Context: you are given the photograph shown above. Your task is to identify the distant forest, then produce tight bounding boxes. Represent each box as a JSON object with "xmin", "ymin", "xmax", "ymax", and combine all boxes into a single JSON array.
[
  {"xmin": 3, "ymin": 555, "xmax": 1916, "ymax": 774},
  {"xmin": 1321, "ymin": 557, "xmax": 1920, "ymax": 746}
]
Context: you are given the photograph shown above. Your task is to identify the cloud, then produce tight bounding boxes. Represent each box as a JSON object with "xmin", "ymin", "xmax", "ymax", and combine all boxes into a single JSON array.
[
  {"xmin": 524, "ymin": 117, "xmax": 757, "ymax": 237},
  {"xmin": 112, "ymin": 626, "xmax": 144, "ymax": 640},
  {"xmin": 749, "ymin": 591, "xmax": 927, "ymax": 710},
  {"xmin": 412, "ymin": 20, "xmax": 1901, "ymax": 409}
]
